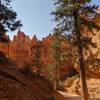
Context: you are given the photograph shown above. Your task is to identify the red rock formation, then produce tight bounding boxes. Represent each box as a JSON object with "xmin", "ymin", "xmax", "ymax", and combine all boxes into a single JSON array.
[
  {"xmin": 0, "ymin": 15, "xmax": 99, "ymax": 78},
  {"xmin": 0, "ymin": 35, "xmax": 10, "ymax": 57},
  {"xmin": 0, "ymin": 32, "xmax": 75, "ymax": 79}
]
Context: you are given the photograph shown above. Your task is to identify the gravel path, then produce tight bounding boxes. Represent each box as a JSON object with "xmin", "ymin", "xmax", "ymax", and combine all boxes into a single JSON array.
[{"xmin": 54, "ymin": 90, "xmax": 100, "ymax": 100}]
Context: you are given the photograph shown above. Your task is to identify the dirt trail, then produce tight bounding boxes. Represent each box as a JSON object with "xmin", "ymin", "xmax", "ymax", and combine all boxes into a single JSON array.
[{"xmin": 54, "ymin": 90, "xmax": 100, "ymax": 100}]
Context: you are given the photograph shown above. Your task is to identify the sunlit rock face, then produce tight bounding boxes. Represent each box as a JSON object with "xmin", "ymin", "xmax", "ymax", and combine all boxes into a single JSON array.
[
  {"xmin": 92, "ymin": 8, "xmax": 100, "ymax": 59},
  {"xmin": 65, "ymin": 77, "xmax": 100, "ymax": 98},
  {"xmin": 0, "ymin": 31, "xmax": 31, "ymax": 65},
  {"xmin": 9, "ymin": 31, "xmax": 31, "ymax": 64},
  {"xmin": 92, "ymin": 17, "xmax": 100, "ymax": 59},
  {"xmin": 41, "ymin": 34, "xmax": 54, "ymax": 67}
]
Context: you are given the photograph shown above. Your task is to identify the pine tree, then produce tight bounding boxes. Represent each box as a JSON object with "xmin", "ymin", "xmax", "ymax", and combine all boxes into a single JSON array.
[
  {"xmin": 51, "ymin": 29, "xmax": 62, "ymax": 90},
  {"xmin": 0, "ymin": 0, "xmax": 22, "ymax": 41},
  {"xmin": 52, "ymin": 0, "xmax": 100, "ymax": 99},
  {"xmin": 42, "ymin": 29, "xmax": 65, "ymax": 90},
  {"xmin": 31, "ymin": 42, "xmax": 43, "ymax": 75}
]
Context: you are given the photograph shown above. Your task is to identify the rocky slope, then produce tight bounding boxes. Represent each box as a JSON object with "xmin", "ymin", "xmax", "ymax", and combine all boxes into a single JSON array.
[{"xmin": 0, "ymin": 53, "xmax": 54, "ymax": 100}]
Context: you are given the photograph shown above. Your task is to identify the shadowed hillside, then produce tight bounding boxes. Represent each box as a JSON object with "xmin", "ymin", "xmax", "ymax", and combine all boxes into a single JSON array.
[{"xmin": 0, "ymin": 52, "xmax": 54, "ymax": 100}]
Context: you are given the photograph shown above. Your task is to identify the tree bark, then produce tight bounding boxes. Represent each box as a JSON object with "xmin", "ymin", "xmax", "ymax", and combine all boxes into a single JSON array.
[{"xmin": 74, "ymin": 10, "xmax": 89, "ymax": 100}]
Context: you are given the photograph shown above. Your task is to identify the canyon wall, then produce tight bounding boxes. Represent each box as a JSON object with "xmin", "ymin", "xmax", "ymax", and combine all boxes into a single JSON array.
[
  {"xmin": 0, "ymin": 31, "xmax": 75, "ymax": 79},
  {"xmin": 0, "ymin": 15, "xmax": 99, "ymax": 79}
]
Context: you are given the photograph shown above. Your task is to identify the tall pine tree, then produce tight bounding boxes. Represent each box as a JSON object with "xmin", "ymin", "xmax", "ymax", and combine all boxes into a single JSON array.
[
  {"xmin": 52, "ymin": 0, "xmax": 100, "ymax": 100},
  {"xmin": 0, "ymin": 0, "xmax": 22, "ymax": 41},
  {"xmin": 51, "ymin": 29, "xmax": 62, "ymax": 90}
]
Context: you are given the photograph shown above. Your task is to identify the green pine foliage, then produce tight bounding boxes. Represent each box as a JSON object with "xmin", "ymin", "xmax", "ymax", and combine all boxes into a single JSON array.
[
  {"xmin": 44, "ymin": 31, "xmax": 62, "ymax": 90},
  {"xmin": 52, "ymin": 0, "xmax": 100, "ymax": 40},
  {"xmin": 0, "ymin": 0, "xmax": 22, "ymax": 40}
]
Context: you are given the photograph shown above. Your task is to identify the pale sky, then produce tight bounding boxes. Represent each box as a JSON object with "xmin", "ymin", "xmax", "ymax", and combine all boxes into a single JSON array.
[{"xmin": 8, "ymin": 0, "xmax": 100, "ymax": 40}]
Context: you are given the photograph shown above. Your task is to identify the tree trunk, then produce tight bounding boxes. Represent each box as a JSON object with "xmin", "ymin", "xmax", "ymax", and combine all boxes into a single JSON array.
[{"xmin": 74, "ymin": 10, "xmax": 89, "ymax": 100}]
